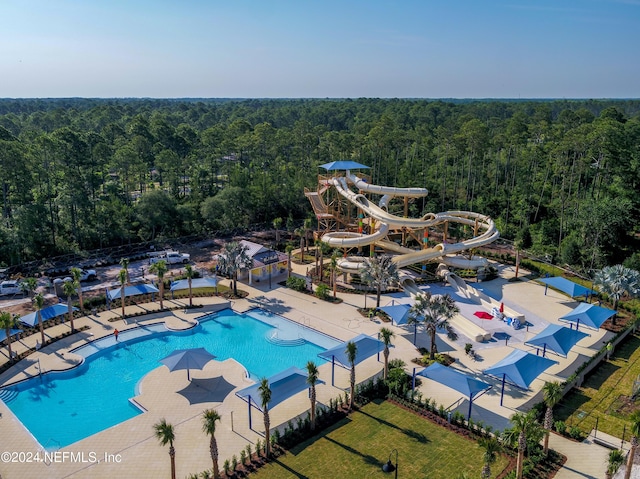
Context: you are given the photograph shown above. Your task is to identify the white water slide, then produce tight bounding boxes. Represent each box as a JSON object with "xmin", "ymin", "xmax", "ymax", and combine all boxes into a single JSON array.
[{"xmin": 321, "ymin": 172, "xmax": 499, "ymax": 274}]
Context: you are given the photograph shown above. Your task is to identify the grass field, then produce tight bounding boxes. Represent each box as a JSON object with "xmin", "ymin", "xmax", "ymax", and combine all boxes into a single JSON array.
[
  {"xmin": 249, "ymin": 400, "xmax": 510, "ymax": 479},
  {"xmin": 556, "ymin": 333, "xmax": 640, "ymax": 438}
]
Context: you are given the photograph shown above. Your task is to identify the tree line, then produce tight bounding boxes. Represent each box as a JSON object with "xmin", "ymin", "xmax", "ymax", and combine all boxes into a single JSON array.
[{"xmin": 0, "ymin": 98, "xmax": 638, "ymax": 275}]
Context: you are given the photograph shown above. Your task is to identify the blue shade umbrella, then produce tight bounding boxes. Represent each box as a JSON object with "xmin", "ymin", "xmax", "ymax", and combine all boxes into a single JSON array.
[
  {"xmin": 160, "ymin": 347, "xmax": 216, "ymax": 380},
  {"xmin": 559, "ymin": 302, "xmax": 616, "ymax": 331},
  {"xmin": 317, "ymin": 333, "xmax": 385, "ymax": 386},
  {"xmin": 415, "ymin": 363, "xmax": 492, "ymax": 420},
  {"xmin": 379, "ymin": 304, "xmax": 411, "ymax": 325},
  {"xmin": 235, "ymin": 367, "xmax": 324, "ymax": 430},
  {"xmin": 483, "ymin": 349, "xmax": 557, "ymax": 406},
  {"xmin": 319, "ymin": 161, "xmax": 370, "ymax": 171},
  {"xmin": 0, "ymin": 328, "xmax": 21, "ymax": 342},
  {"xmin": 170, "ymin": 277, "xmax": 219, "ymax": 291},
  {"xmin": 19, "ymin": 304, "xmax": 78, "ymax": 327},
  {"xmin": 525, "ymin": 324, "xmax": 589, "ymax": 357},
  {"xmin": 538, "ymin": 277, "xmax": 596, "ymax": 299}
]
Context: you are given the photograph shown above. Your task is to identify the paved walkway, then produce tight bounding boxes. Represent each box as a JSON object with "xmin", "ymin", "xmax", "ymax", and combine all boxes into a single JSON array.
[{"xmin": 0, "ymin": 258, "xmax": 621, "ymax": 478}]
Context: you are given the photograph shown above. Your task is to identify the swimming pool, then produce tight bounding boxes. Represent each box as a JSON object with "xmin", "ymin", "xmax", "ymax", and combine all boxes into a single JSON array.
[{"xmin": 0, "ymin": 309, "xmax": 338, "ymax": 449}]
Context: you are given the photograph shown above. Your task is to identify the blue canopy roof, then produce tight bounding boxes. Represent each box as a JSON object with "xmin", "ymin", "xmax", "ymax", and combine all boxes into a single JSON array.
[
  {"xmin": 235, "ymin": 367, "xmax": 322, "ymax": 412},
  {"xmin": 483, "ymin": 349, "xmax": 557, "ymax": 389},
  {"xmin": 0, "ymin": 328, "xmax": 21, "ymax": 342},
  {"xmin": 538, "ymin": 277, "xmax": 596, "ymax": 298},
  {"xmin": 317, "ymin": 333, "xmax": 384, "ymax": 369},
  {"xmin": 20, "ymin": 303, "xmax": 78, "ymax": 327},
  {"xmin": 107, "ymin": 283, "xmax": 160, "ymax": 301},
  {"xmin": 170, "ymin": 277, "xmax": 219, "ymax": 291},
  {"xmin": 319, "ymin": 161, "xmax": 370, "ymax": 171},
  {"xmin": 379, "ymin": 304, "xmax": 411, "ymax": 325},
  {"xmin": 418, "ymin": 363, "xmax": 491, "ymax": 399},
  {"xmin": 525, "ymin": 324, "xmax": 589, "ymax": 357},
  {"xmin": 559, "ymin": 302, "xmax": 616, "ymax": 330}
]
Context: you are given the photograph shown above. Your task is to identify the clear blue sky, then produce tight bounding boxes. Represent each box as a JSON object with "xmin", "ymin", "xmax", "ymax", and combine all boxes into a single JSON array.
[{"xmin": 1, "ymin": 0, "xmax": 639, "ymax": 98}]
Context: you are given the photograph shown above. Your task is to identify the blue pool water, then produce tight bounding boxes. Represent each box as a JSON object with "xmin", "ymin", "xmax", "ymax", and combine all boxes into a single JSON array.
[{"xmin": 0, "ymin": 309, "xmax": 338, "ymax": 449}]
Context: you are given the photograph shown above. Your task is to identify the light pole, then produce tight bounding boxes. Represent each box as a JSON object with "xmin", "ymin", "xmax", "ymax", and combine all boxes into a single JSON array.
[{"xmin": 382, "ymin": 448, "xmax": 398, "ymax": 479}]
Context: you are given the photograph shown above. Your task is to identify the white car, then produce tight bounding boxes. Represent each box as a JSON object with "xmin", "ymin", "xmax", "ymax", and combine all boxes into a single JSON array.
[
  {"xmin": 0, "ymin": 280, "xmax": 23, "ymax": 296},
  {"xmin": 149, "ymin": 251, "xmax": 190, "ymax": 265},
  {"xmin": 64, "ymin": 269, "xmax": 97, "ymax": 282}
]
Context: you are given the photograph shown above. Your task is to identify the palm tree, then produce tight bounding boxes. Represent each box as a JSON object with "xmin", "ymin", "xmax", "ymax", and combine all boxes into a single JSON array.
[
  {"xmin": 153, "ymin": 418, "xmax": 176, "ymax": 479},
  {"xmin": 118, "ymin": 268, "xmax": 127, "ymax": 320},
  {"xmin": 294, "ymin": 227, "xmax": 306, "ymax": 261},
  {"xmin": 607, "ymin": 449, "xmax": 625, "ymax": 479},
  {"xmin": 478, "ymin": 436, "xmax": 501, "ymax": 479},
  {"xmin": 409, "ymin": 292, "xmax": 459, "ymax": 360},
  {"xmin": 360, "ymin": 255, "xmax": 399, "ymax": 308},
  {"xmin": 542, "ymin": 381, "xmax": 563, "ymax": 455},
  {"xmin": 202, "ymin": 409, "xmax": 221, "ymax": 479},
  {"xmin": 258, "ymin": 378, "xmax": 272, "ymax": 458},
  {"xmin": 70, "ymin": 267, "xmax": 85, "ymax": 312},
  {"xmin": 624, "ymin": 411, "xmax": 640, "ymax": 479},
  {"xmin": 20, "ymin": 277, "xmax": 38, "ymax": 298},
  {"xmin": 330, "ymin": 249, "xmax": 340, "ymax": 299},
  {"xmin": 285, "ymin": 244, "xmax": 294, "ymax": 279},
  {"xmin": 184, "ymin": 264, "xmax": 194, "ymax": 307},
  {"xmin": 62, "ymin": 280, "xmax": 77, "ymax": 332},
  {"xmin": 346, "ymin": 340, "xmax": 357, "ymax": 410},
  {"xmin": 149, "ymin": 260, "xmax": 168, "ymax": 310},
  {"xmin": 120, "ymin": 257, "xmax": 131, "ymax": 284},
  {"xmin": 379, "ymin": 327, "xmax": 394, "ymax": 380},
  {"xmin": 33, "ymin": 292, "xmax": 46, "ymax": 345},
  {"xmin": 217, "ymin": 241, "xmax": 253, "ymax": 296},
  {"xmin": 504, "ymin": 411, "xmax": 543, "ymax": 479},
  {"xmin": 594, "ymin": 265, "xmax": 640, "ymax": 325},
  {"xmin": 273, "ymin": 217, "xmax": 282, "ymax": 244},
  {"xmin": 303, "ymin": 217, "xmax": 313, "ymax": 258},
  {"xmin": 306, "ymin": 361, "xmax": 320, "ymax": 430},
  {"xmin": 0, "ymin": 311, "xmax": 19, "ymax": 362}
]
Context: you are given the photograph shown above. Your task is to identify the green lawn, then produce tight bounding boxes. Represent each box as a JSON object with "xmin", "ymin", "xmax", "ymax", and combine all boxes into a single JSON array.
[
  {"xmin": 556, "ymin": 333, "xmax": 640, "ymax": 437},
  {"xmin": 250, "ymin": 400, "xmax": 510, "ymax": 479}
]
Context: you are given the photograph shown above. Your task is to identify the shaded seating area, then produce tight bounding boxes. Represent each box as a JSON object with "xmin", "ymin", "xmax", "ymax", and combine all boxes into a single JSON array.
[
  {"xmin": 235, "ymin": 366, "xmax": 323, "ymax": 430},
  {"xmin": 317, "ymin": 333, "xmax": 385, "ymax": 386},
  {"xmin": 414, "ymin": 362, "xmax": 492, "ymax": 419},
  {"xmin": 538, "ymin": 276, "xmax": 596, "ymax": 299},
  {"xmin": 378, "ymin": 304, "xmax": 411, "ymax": 326},
  {"xmin": 170, "ymin": 277, "xmax": 219, "ymax": 296},
  {"xmin": 524, "ymin": 324, "xmax": 589, "ymax": 357},
  {"xmin": 559, "ymin": 302, "xmax": 616, "ymax": 331},
  {"xmin": 106, "ymin": 284, "xmax": 161, "ymax": 313},
  {"xmin": 483, "ymin": 349, "xmax": 557, "ymax": 405},
  {"xmin": 19, "ymin": 303, "xmax": 78, "ymax": 328}
]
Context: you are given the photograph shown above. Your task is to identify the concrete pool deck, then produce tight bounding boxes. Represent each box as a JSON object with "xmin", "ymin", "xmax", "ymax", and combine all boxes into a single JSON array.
[{"xmin": 0, "ymin": 262, "xmax": 615, "ymax": 479}]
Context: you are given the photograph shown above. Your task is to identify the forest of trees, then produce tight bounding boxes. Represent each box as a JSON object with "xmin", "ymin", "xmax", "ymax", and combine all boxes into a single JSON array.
[{"xmin": 0, "ymin": 98, "xmax": 638, "ymax": 275}]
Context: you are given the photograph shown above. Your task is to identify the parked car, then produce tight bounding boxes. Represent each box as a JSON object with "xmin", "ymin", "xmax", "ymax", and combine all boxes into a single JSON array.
[
  {"xmin": 149, "ymin": 251, "xmax": 190, "ymax": 265},
  {"xmin": 63, "ymin": 268, "xmax": 97, "ymax": 282},
  {"xmin": 0, "ymin": 280, "xmax": 23, "ymax": 296}
]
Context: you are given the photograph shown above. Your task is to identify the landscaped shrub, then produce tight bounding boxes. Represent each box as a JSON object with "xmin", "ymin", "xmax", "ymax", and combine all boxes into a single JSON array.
[
  {"xmin": 315, "ymin": 283, "xmax": 330, "ymax": 299},
  {"xmin": 286, "ymin": 276, "xmax": 307, "ymax": 292}
]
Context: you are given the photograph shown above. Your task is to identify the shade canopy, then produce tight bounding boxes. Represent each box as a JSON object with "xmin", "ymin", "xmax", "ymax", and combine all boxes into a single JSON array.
[
  {"xmin": 170, "ymin": 277, "xmax": 219, "ymax": 291},
  {"xmin": 19, "ymin": 304, "xmax": 78, "ymax": 327},
  {"xmin": 0, "ymin": 328, "xmax": 21, "ymax": 342},
  {"xmin": 559, "ymin": 302, "xmax": 616, "ymax": 330},
  {"xmin": 379, "ymin": 304, "xmax": 411, "ymax": 325},
  {"xmin": 525, "ymin": 324, "xmax": 589, "ymax": 357},
  {"xmin": 319, "ymin": 161, "xmax": 370, "ymax": 171},
  {"xmin": 538, "ymin": 277, "xmax": 596, "ymax": 298},
  {"xmin": 418, "ymin": 362, "xmax": 491, "ymax": 400},
  {"xmin": 160, "ymin": 347, "xmax": 216, "ymax": 380},
  {"xmin": 107, "ymin": 283, "xmax": 160, "ymax": 300},
  {"xmin": 317, "ymin": 333, "xmax": 384, "ymax": 369},
  {"xmin": 235, "ymin": 366, "xmax": 322, "ymax": 412},
  {"xmin": 483, "ymin": 349, "xmax": 557, "ymax": 390}
]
